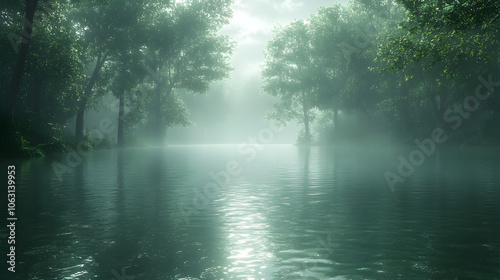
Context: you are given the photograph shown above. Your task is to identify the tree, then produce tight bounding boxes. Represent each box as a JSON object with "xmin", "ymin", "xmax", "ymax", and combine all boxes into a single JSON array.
[
  {"xmin": 396, "ymin": 0, "xmax": 500, "ymax": 32},
  {"xmin": 71, "ymin": 0, "xmax": 132, "ymax": 140},
  {"xmin": 4, "ymin": 0, "xmax": 39, "ymax": 119},
  {"xmin": 104, "ymin": 0, "xmax": 149, "ymax": 147},
  {"xmin": 377, "ymin": 0, "xmax": 500, "ymax": 138},
  {"xmin": 308, "ymin": 4, "xmax": 348, "ymax": 131},
  {"xmin": 142, "ymin": 0, "xmax": 235, "ymax": 145},
  {"xmin": 260, "ymin": 0, "xmax": 500, "ymax": 145},
  {"xmin": 1, "ymin": 1, "xmax": 84, "ymax": 135},
  {"xmin": 262, "ymin": 20, "xmax": 320, "ymax": 144}
]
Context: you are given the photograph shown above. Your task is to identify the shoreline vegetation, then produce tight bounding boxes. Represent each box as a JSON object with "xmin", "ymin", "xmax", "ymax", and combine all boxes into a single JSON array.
[
  {"xmin": 2, "ymin": 116, "xmax": 498, "ymax": 161},
  {"xmin": 2, "ymin": 0, "xmax": 500, "ymax": 159}
]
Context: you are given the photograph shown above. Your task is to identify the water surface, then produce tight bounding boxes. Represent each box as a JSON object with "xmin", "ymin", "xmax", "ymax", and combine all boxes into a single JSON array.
[{"xmin": 2, "ymin": 145, "xmax": 500, "ymax": 279}]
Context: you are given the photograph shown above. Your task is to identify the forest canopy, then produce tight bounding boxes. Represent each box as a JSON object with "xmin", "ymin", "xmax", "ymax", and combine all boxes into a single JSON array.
[
  {"xmin": 262, "ymin": 0, "xmax": 500, "ymax": 145},
  {"xmin": 1, "ymin": 0, "xmax": 500, "ymax": 158},
  {"xmin": 1, "ymin": 0, "xmax": 235, "ymax": 157}
]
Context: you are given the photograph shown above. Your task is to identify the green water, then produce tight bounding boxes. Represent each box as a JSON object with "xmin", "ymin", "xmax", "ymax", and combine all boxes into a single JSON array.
[{"xmin": 2, "ymin": 145, "xmax": 500, "ymax": 279}]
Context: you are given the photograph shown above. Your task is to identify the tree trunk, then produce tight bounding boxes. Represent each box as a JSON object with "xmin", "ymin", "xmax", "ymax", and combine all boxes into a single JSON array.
[
  {"xmin": 304, "ymin": 114, "xmax": 311, "ymax": 144},
  {"xmin": 5, "ymin": 0, "xmax": 39, "ymax": 119},
  {"xmin": 117, "ymin": 87, "xmax": 125, "ymax": 147},
  {"xmin": 153, "ymin": 79, "xmax": 163, "ymax": 145},
  {"xmin": 151, "ymin": 62, "xmax": 171, "ymax": 145},
  {"xmin": 431, "ymin": 90, "xmax": 447, "ymax": 129},
  {"xmin": 302, "ymin": 92, "xmax": 311, "ymax": 144},
  {"xmin": 431, "ymin": 95, "xmax": 441, "ymax": 128},
  {"xmin": 75, "ymin": 54, "xmax": 108, "ymax": 139},
  {"xmin": 75, "ymin": 98, "xmax": 87, "ymax": 140}
]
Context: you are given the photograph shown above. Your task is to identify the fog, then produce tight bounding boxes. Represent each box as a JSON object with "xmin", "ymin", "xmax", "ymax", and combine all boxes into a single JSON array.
[
  {"xmin": 2, "ymin": 0, "xmax": 500, "ymax": 279},
  {"xmin": 74, "ymin": 0, "xmax": 349, "ymax": 145}
]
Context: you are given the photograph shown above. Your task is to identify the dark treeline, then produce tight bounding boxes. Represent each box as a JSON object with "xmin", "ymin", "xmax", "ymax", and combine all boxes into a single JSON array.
[
  {"xmin": 262, "ymin": 0, "xmax": 500, "ymax": 146},
  {"xmin": 2, "ymin": 0, "xmax": 500, "ymax": 158},
  {"xmin": 1, "ymin": 0, "xmax": 234, "ymax": 157}
]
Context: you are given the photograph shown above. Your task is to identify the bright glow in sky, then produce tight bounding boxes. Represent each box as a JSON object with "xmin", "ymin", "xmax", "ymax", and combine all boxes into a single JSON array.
[
  {"xmin": 227, "ymin": 6, "xmax": 270, "ymax": 46},
  {"xmin": 170, "ymin": 0, "xmax": 349, "ymax": 144},
  {"xmin": 220, "ymin": 0, "xmax": 349, "ymax": 89}
]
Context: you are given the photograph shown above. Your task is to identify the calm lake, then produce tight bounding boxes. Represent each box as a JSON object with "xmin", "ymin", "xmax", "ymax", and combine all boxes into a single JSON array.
[{"xmin": 3, "ymin": 145, "xmax": 500, "ymax": 279}]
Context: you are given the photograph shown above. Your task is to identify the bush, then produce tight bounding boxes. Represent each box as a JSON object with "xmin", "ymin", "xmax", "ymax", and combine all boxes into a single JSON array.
[{"xmin": 0, "ymin": 114, "xmax": 44, "ymax": 159}]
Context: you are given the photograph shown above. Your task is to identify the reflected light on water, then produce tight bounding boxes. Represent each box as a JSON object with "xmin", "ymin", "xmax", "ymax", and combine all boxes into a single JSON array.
[{"xmin": 219, "ymin": 186, "xmax": 276, "ymax": 279}]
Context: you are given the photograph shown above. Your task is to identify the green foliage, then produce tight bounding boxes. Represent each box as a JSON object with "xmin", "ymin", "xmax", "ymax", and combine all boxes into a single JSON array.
[
  {"xmin": 396, "ymin": 0, "xmax": 500, "ymax": 31},
  {"xmin": 262, "ymin": 20, "xmax": 320, "ymax": 143},
  {"xmin": 137, "ymin": 0, "xmax": 235, "ymax": 143},
  {"xmin": 0, "ymin": 115, "xmax": 43, "ymax": 158},
  {"xmin": 263, "ymin": 0, "xmax": 500, "ymax": 146},
  {"xmin": 1, "ymin": 1, "xmax": 85, "ymax": 157},
  {"xmin": 3, "ymin": 0, "xmax": 499, "ymax": 154},
  {"xmin": 1, "ymin": 0, "xmax": 236, "ymax": 154},
  {"xmin": 36, "ymin": 136, "xmax": 66, "ymax": 154}
]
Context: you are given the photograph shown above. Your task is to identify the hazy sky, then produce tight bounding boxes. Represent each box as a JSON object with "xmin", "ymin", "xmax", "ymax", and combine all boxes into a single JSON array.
[
  {"xmin": 169, "ymin": 0, "xmax": 350, "ymax": 144},
  {"xmin": 222, "ymin": 0, "xmax": 348, "ymax": 82}
]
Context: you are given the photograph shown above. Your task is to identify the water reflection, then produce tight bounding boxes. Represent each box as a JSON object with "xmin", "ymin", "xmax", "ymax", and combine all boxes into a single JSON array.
[
  {"xmin": 220, "ymin": 184, "xmax": 275, "ymax": 279},
  {"xmin": 3, "ymin": 145, "xmax": 500, "ymax": 279}
]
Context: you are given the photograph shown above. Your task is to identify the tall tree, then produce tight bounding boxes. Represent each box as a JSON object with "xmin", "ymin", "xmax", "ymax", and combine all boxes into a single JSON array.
[
  {"xmin": 1, "ymin": 1, "xmax": 84, "ymax": 133},
  {"xmin": 143, "ymin": 0, "xmax": 235, "ymax": 145},
  {"xmin": 377, "ymin": 0, "xmax": 500, "ymax": 133},
  {"xmin": 262, "ymin": 20, "xmax": 321, "ymax": 144},
  {"xmin": 4, "ymin": 0, "xmax": 39, "ymax": 119},
  {"xmin": 105, "ymin": 0, "xmax": 149, "ymax": 147},
  {"xmin": 72, "ymin": 0, "xmax": 129, "ymax": 140},
  {"xmin": 308, "ymin": 4, "xmax": 348, "ymax": 130}
]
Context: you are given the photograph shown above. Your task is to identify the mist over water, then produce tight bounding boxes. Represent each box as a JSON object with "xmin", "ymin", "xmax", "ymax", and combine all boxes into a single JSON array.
[
  {"xmin": 1, "ymin": 145, "xmax": 499, "ymax": 279},
  {"xmin": 2, "ymin": 0, "xmax": 500, "ymax": 279}
]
